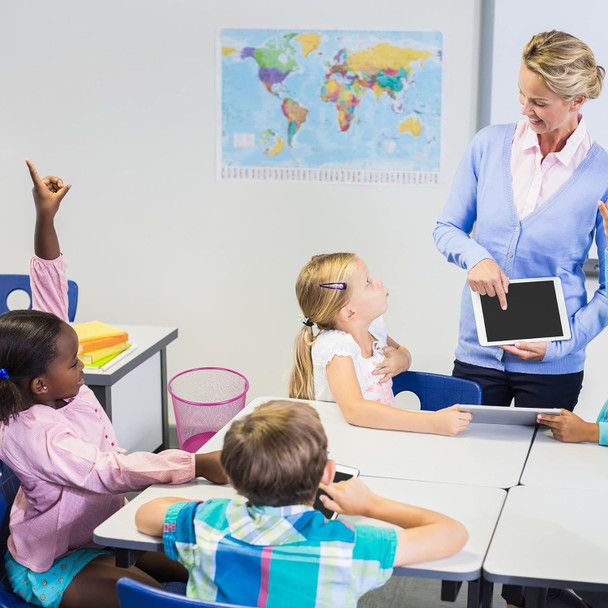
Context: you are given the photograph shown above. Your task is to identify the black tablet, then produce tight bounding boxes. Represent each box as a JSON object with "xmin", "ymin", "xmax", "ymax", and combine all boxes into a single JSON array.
[{"xmin": 471, "ymin": 277, "xmax": 571, "ymax": 346}]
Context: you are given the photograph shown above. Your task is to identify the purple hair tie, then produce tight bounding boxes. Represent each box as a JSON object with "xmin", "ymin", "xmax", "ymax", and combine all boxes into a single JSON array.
[
  {"xmin": 319, "ymin": 282, "xmax": 347, "ymax": 290},
  {"xmin": 0, "ymin": 368, "xmax": 9, "ymax": 380}
]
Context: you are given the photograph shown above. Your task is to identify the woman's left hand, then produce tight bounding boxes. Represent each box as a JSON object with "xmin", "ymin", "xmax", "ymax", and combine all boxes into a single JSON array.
[
  {"xmin": 500, "ymin": 341, "xmax": 546, "ymax": 361},
  {"xmin": 373, "ymin": 346, "xmax": 411, "ymax": 382}
]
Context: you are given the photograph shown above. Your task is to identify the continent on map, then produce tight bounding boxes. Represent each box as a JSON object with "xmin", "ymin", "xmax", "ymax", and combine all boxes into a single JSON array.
[
  {"xmin": 399, "ymin": 116, "xmax": 423, "ymax": 137},
  {"xmin": 282, "ymin": 98, "xmax": 309, "ymax": 145},
  {"xmin": 321, "ymin": 42, "xmax": 433, "ymax": 132},
  {"xmin": 240, "ymin": 34, "xmax": 300, "ymax": 95},
  {"xmin": 260, "ymin": 130, "xmax": 284, "ymax": 156}
]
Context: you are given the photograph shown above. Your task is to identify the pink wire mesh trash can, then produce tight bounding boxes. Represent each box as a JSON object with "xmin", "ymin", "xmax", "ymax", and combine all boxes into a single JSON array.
[{"xmin": 168, "ymin": 367, "xmax": 249, "ymax": 453}]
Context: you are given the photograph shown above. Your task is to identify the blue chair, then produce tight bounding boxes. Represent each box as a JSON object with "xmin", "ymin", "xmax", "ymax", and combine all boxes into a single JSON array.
[
  {"xmin": 116, "ymin": 577, "xmax": 252, "ymax": 608},
  {"xmin": 0, "ymin": 461, "xmax": 31, "ymax": 607},
  {"xmin": 392, "ymin": 371, "xmax": 482, "ymax": 411},
  {"xmin": 0, "ymin": 275, "xmax": 78, "ymax": 322}
]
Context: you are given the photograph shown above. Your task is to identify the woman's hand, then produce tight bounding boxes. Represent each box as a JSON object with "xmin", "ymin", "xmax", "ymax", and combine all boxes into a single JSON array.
[
  {"xmin": 373, "ymin": 346, "xmax": 411, "ymax": 383},
  {"xmin": 26, "ymin": 158, "xmax": 71, "ymax": 220},
  {"xmin": 468, "ymin": 258, "xmax": 510, "ymax": 310},
  {"xmin": 430, "ymin": 405, "xmax": 472, "ymax": 436},
  {"xmin": 537, "ymin": 409, "xmax": 600, "ymax": 443},
  {"xmin": 500, "ymin": 341, "xmax": 546, "ymax": 361}
]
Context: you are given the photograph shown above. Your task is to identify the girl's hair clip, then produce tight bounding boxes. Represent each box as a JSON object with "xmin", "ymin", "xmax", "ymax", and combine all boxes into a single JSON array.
[
  {"xmin": 0, "ymin": 368, "xmax": 10, "ymax": 380},
  {"xmin": 319, "ymin": 282, "xmax": 347, "ymax": 290}
]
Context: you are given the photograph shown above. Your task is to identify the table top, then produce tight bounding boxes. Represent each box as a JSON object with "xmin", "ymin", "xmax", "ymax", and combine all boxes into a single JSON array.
[
  {"xmin": 483, "ymin": 485, "xmax": 608, "ymax": 592},
  {"xmin": 520, "ymin": 427, "xmax": 608, "ymax": 490},
  {"xmin": 94, "ymin": 476, "xmax": 505, "ymax": 582},
  {"xmin": 82, "ymin": 324, "xmax": 177, "ymax": 384},
  {"xmin": 200, "ymin": 397, "xmax": 536, "ymax": 488}
]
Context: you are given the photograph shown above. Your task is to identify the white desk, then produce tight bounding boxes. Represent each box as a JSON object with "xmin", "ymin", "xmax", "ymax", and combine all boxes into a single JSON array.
[
  {"xmin": 483, "ymin": 485, "xmax": 608, "ymax": 608},
  {"xmin": 201, "ymin": 397, "xmax": 536, "ymax": 489},
  {"xmin": 520, "ymin": 428, "xmax": 608, "ymax": 490},
  {"xmin": 94, "ymin": 475, "xmax": 505, "ymax": 607},
  {"xmin": 83, "ymin": 324, "xmax": 177, "ymax": 453}
]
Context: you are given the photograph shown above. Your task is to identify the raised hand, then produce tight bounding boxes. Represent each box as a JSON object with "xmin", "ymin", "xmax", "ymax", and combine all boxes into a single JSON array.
[
  {"xmin": 599, "ymin": 200, "xmax": 608, "ymax": 242},
  {"xmin": 26, "ymin": 158, "xmax": 71, "ymax": 220}
]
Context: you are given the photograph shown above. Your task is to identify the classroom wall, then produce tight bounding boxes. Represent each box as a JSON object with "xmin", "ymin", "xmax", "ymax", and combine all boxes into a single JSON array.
[{"xmin": 27, "ymin": 0, "xmax": 607, "ymax": 427}]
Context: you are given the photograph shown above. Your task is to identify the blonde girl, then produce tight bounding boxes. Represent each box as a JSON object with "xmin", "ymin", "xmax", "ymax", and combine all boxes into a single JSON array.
[{"xmin": 289, "ymin": 253, "xmax": 471, "ymax": 436}]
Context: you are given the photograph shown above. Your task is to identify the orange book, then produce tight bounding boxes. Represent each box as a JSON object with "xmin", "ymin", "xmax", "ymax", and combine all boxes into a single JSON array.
[{"xmin": 73, "ymin": 321, "xmax": 129, "ymax": 355}]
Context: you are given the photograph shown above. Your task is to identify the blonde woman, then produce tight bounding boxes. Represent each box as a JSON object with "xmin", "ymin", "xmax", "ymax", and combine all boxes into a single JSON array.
[
  {"xmin": 434, "ymin": 31, "xmax": 608, "ymax": 608},
  {"xmin": 289, "ymin": 253, "xmax": 471, "ymax": 436}
]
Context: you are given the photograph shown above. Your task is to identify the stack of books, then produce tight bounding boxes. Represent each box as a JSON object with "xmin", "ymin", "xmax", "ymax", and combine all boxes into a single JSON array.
[{"xmin": 74, "ymin": 321, "xmax": 131, "ymax": 368}]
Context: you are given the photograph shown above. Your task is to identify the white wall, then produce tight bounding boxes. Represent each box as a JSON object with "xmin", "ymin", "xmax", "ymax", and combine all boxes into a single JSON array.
[{"xmin": 0, "ymin": 1, "xmax": 481, "ymax": 418}]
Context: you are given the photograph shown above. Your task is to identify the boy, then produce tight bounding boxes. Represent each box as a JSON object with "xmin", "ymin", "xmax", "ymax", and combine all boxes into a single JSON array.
[{"xmin": 135, "ymin": 400, "xmax": 468, "ymax": 607}]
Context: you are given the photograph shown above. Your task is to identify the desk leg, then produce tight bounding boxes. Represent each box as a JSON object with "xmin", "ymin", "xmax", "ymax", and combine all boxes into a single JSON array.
[
  {"xmin": 524, "ymin": 587, "xmax": 547, "ymax": 608},
  {"xmin": 441, "ymin": 580, "xmax": 462, "ymax": 601},
  {"xmin": 465, "ymin": 579, "xmax": 494, "ymax": 608},
  {"xmin": 159, "ymin": 348, "xmax": 169, "ymax": 451},
  {"xmin": 115, "ymin": 548, "xmax": 145, "ymax": 568}
]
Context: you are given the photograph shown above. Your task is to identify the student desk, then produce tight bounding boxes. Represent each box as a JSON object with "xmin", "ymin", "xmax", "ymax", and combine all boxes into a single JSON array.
[
  {"xmin": 520, "ymin": 427, "xmax": 608, "ymax": 490},
  {"xmin": 83, "ymin": 324, "xmax": 177, "ymax": 453},
  {"xmin": 200, "ymin": 397, "xmax": 537, "ymax": 489},
  {"xmin": 93, "ymin": 476, "xmax": 505, "ymax": 608},
  {"xmin": 483, "ymin": 485, "xmax": 608, "ymax": 608}
]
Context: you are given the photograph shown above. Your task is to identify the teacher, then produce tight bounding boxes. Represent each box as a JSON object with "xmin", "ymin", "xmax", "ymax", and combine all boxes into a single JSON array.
[{"xmin": 434, "ymin": 31, "xmax": 608, "ymax": 416}]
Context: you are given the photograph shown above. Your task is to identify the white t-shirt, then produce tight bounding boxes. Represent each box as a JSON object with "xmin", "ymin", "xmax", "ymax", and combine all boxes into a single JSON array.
[{"xmin": 312, "ymin": 316, "xmax": 394, "ymax": 406}]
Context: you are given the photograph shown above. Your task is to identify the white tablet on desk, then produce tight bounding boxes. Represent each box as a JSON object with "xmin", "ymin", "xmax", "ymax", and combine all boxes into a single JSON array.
[
  {"xmin": 457, "ymin": 404, "xmax": 561, "ymax": 425},
  {"xmin": 471, "ymin": 277, "xmax": 571, "ymax": 346}
]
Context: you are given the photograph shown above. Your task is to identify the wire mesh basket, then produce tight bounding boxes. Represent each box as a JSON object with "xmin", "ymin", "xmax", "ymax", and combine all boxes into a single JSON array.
[{"xmin": 168, "ymin": 367, "xmax": 249, "ymax": 452}]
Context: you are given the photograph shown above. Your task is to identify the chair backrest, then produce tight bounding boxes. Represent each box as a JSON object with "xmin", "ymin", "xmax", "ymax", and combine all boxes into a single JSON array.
[
  {"xmin": 392, "ymin": 371, "xmax": 482, "ymax": 411},
  {"xmin": 0, "ymin": 274, "xmax": 78, "ymax": 322},
  {"xmin": 116, "ymin": 578, "xmax": 252, "ymax": 608},
  {"xmin": 0, "ymin": 461, "xmax": 31, "ymax": 606}
]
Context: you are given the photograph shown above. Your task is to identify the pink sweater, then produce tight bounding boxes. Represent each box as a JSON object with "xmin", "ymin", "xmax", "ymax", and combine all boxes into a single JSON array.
[{"xmin": 0, "ymin": 255, "xmax": 194, "ymax": 572}]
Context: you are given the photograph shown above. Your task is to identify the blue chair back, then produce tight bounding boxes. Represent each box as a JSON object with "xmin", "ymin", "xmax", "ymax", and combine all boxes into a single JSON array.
[
  {"xmin": 0, "ymin": 461, "xmax": 31, "ymax": 606},
  {"xmin": 392, "ymin": 371, "xmax": 482, "ymax": 411},
  {"xmin": 117, "ymin": 578, "xmax": 252, "ymax": 608},
  {"xmin": 0, "ymin": 275, "xmax": 78, "ymax": 322}
]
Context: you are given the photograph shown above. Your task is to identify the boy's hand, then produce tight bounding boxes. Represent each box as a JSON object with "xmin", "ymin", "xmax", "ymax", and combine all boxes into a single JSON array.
[
  {"xmin": 26, "ymin": 159, "xmax": 71, "ymax": 219},
  {"xmin": 194, "ymin": 451, "xmax": 229, "ymax": 484},
  {"xmin": 318, "ymin": 477, "xmax": 375, "ymax": 517},
  {"xmin": 373, "ymin": 346, "xmax": 411, "ymax": 382}
]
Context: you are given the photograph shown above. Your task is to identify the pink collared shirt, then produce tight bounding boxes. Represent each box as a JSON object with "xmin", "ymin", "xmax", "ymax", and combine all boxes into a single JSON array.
[
  {"xmin": 0, "ymin": 255, "xmax": 195, "ymax": 572},
  {"xmin": 511, "ymin": 116, "xmax": 594, "ymax": 220}
]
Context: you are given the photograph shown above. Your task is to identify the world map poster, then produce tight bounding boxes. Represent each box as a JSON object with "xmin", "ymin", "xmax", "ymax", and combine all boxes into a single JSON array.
[{"xmin": 219, "ymin": 29, "xmax": 442, "ymax": 185}]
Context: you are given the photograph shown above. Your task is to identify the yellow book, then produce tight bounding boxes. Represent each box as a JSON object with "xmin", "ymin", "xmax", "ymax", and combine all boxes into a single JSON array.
[
  {"xmin": 73, "ymin": 321, "xmax": 129, "ymax": 354},
  {"xmin": 79, "ymin": 342, "xmax": 130, "ymax": 365}
]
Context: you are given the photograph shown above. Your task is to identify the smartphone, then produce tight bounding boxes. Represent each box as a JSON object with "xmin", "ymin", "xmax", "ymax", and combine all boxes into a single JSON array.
[{"xmin": 313, "ymin": 464, "xmax": 360, "ymax": 520}]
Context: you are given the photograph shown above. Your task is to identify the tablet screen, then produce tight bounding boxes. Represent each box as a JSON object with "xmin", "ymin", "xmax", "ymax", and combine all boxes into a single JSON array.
[{"xmin": 479, "ymin": 280, "xmax": 565, "ymax": 342}]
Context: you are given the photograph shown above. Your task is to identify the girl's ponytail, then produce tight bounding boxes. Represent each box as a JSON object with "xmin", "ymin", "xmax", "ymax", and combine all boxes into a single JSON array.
[
  {"xmin": 289, "ymin": 325, "xmax": 315, "ymax": 399},
  {"xmin": 0, "ymin": 374, "xmax": 26, "ymax": 425}
]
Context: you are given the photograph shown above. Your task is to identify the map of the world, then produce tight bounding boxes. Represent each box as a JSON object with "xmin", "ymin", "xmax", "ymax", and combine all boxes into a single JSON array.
[{"xmin": 220, "ymin": 29, "xmax": 442, "ymax": 184}]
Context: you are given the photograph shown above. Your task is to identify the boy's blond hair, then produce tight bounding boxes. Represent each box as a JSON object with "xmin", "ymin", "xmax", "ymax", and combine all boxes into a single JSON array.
[
  {"xmin": 289, "ymin": 253, "xmax": 359, "ymax": 400},
  {"xmin": 220, "ymin": 400, "xmax": 328, "ymax": 507}
]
